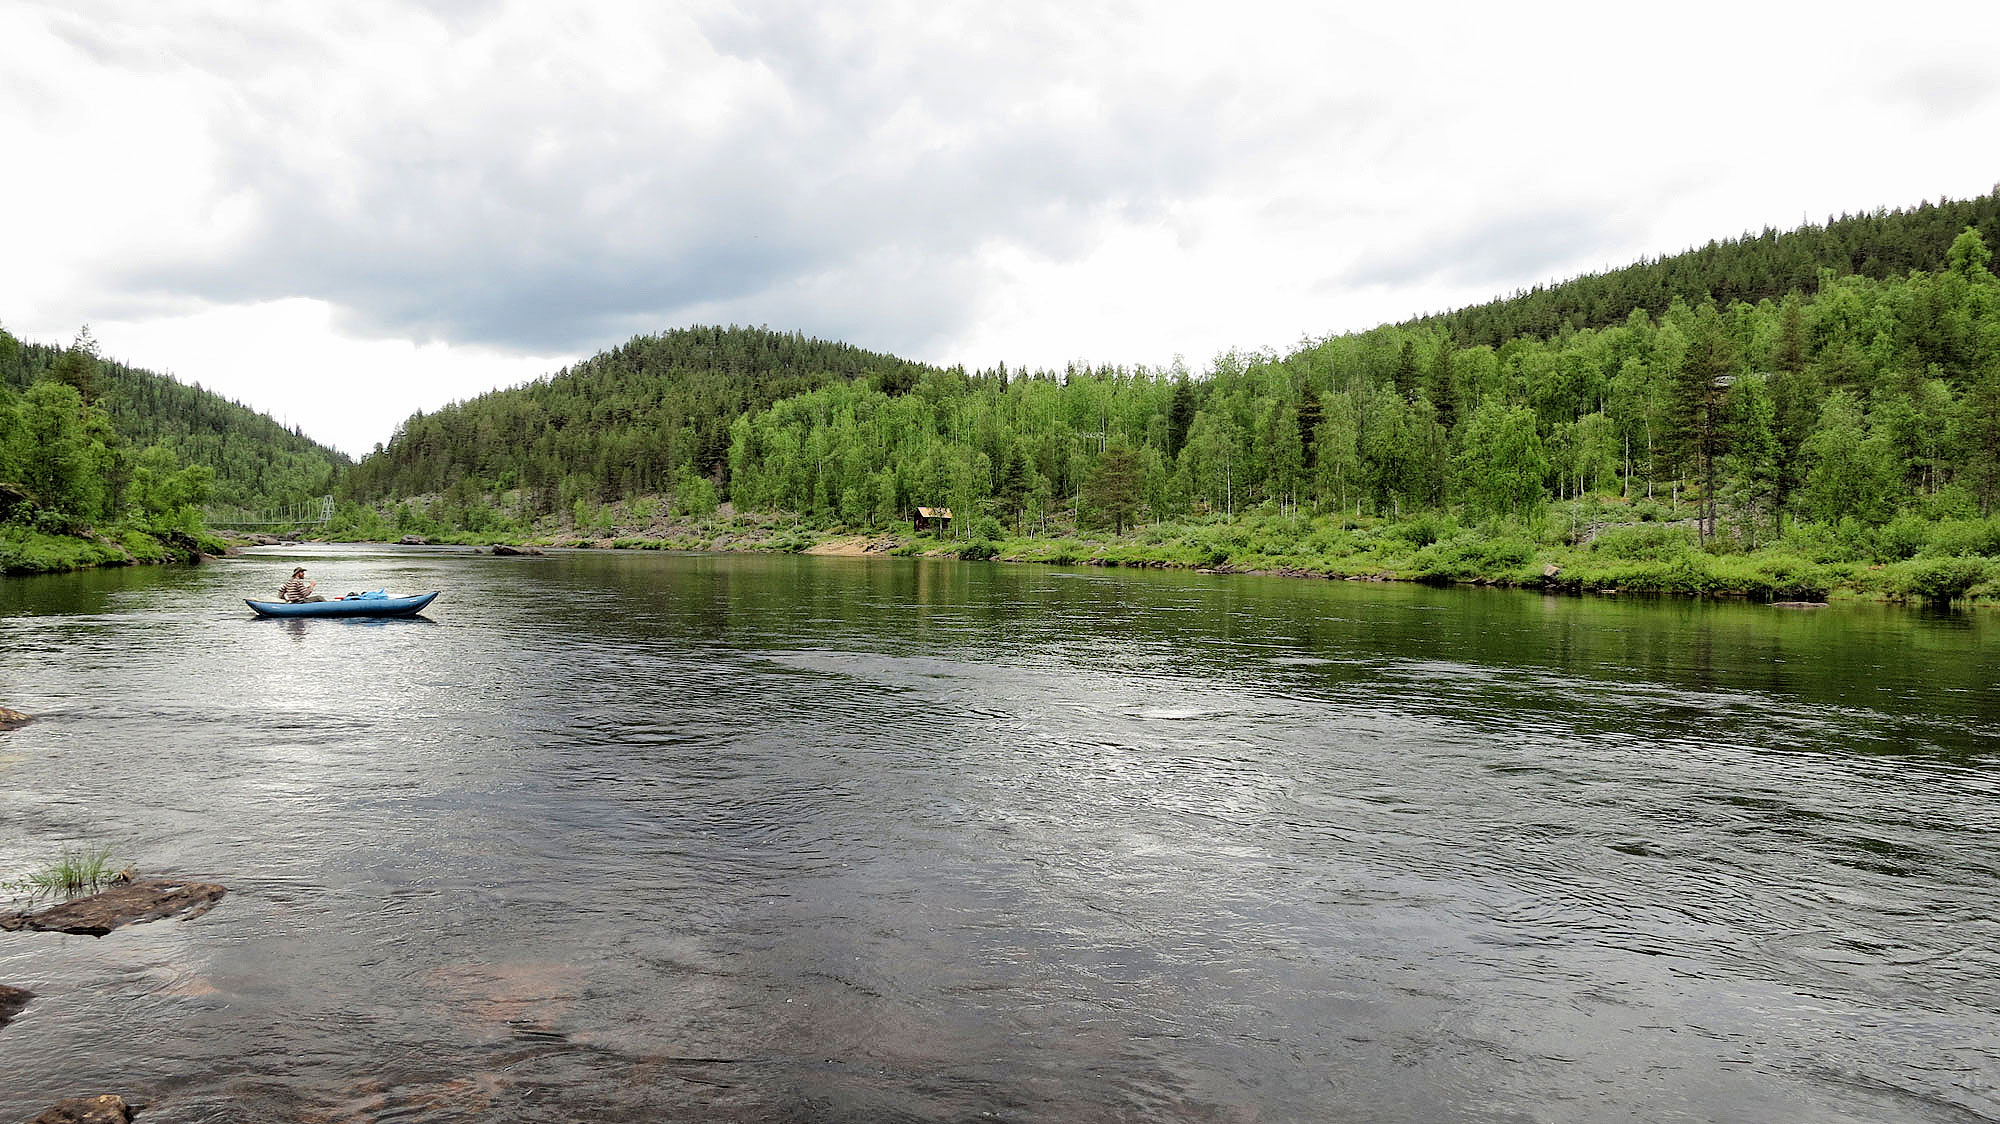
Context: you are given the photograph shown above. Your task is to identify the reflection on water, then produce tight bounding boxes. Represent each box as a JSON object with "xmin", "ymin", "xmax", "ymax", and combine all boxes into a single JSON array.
[{"xmin": 1, "ymin": 546, "xmax": 1997, "ymax": 1122}]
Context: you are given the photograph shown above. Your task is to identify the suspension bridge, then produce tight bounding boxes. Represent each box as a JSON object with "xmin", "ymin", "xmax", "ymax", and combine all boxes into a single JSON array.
[{"xmin": 205, "ymin": 495, "xmax": 336, "ymax": 531}]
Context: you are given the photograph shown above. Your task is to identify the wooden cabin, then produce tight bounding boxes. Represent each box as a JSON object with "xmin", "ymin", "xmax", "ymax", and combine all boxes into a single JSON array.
[{"xmin": 913, "ymin": 506, "xmax": 953, "ymax": 533}]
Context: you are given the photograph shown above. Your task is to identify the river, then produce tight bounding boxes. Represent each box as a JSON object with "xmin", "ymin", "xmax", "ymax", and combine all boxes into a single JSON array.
[{"xmin": 2, "ymin": 546, "xmax": 1996, "ymax": 1122}]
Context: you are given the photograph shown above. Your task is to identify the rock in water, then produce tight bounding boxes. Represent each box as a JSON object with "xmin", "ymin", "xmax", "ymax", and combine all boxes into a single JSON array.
[
  {"xmin": 0, "ymin": 880, "xmax": 226, "ymax": 937},
  {"xmin": 0, "ymin": 706, "xmax": 29, "ymax": 730},
  {"xmin": 0, "ymin": 984, "xmax": 31, "ymax": 1027},
  {"xmin": 30, "ymin": 1095, "xmax": 134, "ymax": 1123}
]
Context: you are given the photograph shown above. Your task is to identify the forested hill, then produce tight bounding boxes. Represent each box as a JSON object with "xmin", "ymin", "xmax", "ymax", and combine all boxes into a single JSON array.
[
  {"xmin": 342, "ymin": 325, "xmax": 936, "ymax": 506},
  {"xmin": 1408, "ymin": 191, "xmax": 2000, "ymax": 347},
  {"xmin": 0, "ymin": 328, "xmax": 348, "ymax": 510}
]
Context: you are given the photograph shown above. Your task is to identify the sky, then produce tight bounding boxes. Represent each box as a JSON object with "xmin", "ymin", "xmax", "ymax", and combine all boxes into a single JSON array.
[{"xmin": 4, "ymin": 1, "xmax": 1998, "ymax": 457}]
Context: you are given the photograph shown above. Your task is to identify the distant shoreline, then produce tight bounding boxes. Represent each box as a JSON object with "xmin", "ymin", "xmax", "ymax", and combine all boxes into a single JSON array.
[
  {"xmin": 282, "ymin": 519, "xmax": 1997, "ymax": 610},
  {"xmin": 12, "ymin": 519, "xmax": 1984, "ymax": 611}
]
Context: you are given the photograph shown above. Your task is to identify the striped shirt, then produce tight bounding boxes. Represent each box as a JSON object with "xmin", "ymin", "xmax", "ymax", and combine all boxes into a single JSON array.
[{"xmin": 278, "ymin": 577, "xmax": 313, "ymax": 603}]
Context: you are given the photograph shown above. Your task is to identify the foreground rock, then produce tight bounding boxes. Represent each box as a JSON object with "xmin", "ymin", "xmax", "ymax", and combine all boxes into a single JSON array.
[
  {"xmin": 0, "ymin": 880, "xmax": 226, "ymax": 937},
  {"xmin": 490, "ymin": 543, "xmax": 544, "ymax": 556},
  {"xmin": 0, "ymin": 984, "xmax": 31, "ymax": 1027},
  {"xmin": 29, "ymin": 1095, "xmax": 135, "ymax": 1123},
  {"xmin": 0, "ymin": 705, "xmax": 28, "ymax": 730}
]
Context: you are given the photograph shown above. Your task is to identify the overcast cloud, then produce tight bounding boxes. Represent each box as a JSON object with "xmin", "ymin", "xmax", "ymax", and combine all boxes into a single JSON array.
[{"xmin": 4, "ymin": 0, "xmax": 1998, "ymax": 455}]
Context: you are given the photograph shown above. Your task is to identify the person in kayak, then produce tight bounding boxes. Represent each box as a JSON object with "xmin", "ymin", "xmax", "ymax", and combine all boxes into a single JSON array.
[{"xmin": 278, "ymin": 567, "xmax": 326, "ymax": 603}]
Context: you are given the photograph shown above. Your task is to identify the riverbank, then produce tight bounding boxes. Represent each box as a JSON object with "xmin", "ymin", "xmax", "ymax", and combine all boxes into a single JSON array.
[
  {"xmin": 0, "ymin": 525, "xmax": 230, "ymax": 577},
  {"xmin": 334, "ymin": 507, "xmax": 2000, "ymax": 608}
]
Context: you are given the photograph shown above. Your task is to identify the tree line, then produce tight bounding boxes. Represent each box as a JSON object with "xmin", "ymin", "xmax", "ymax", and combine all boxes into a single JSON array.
[
  {"xmin": 723, "ymin": 229, "xmax": 2000, "ymax": 542},
  {"xmin": 348, "ymin": 218, "xmax": 2000, "ymax": 559},
  {"xmin": 1404, "ymin": 192, "xmax": 2000, "ymax": 348},
  {"xmin": 1, "ymin": 326, "xmax": 348, "ymax": 515},
  {"xmin": 0, "ymin": 329, "xmax": 220, "ymax": 545}
]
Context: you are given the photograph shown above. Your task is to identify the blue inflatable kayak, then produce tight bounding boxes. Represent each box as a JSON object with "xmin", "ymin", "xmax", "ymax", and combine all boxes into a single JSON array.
[{"xmin": 246, "ymin": 591, "xmax": 441, "ymax": 618}]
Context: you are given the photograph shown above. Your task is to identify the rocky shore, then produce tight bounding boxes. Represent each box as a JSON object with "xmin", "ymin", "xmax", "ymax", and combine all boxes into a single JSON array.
[{"xmin": 2, "ymin": 876, "xmax": 228, "ymax": 1119}]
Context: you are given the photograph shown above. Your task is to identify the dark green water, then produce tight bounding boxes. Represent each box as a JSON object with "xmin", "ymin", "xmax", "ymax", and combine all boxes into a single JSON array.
[{"xmin": 1, "ymin": 547, "xmax": 1996, "ymax": 1122}]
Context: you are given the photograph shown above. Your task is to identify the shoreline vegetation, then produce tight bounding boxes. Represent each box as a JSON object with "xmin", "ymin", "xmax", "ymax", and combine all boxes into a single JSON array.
[
  {"xmin": 300, "ymin": 499, "xmax": 2000, "ymax": 608},
  {"xmin": 0, "ymin": 523, "xmax": 227, "ymax": 576}
]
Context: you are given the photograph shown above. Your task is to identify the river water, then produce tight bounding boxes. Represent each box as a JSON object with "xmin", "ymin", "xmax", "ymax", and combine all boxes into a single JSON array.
[{"xmin": 1, "ymin": 546, "xmax": 1996, "ymax": 1122}]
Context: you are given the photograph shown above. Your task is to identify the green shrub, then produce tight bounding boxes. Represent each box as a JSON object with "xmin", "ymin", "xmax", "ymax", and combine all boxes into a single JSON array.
[
  {"xmin": 1919, "ymin": 484, "xmax": 1981, "ymax": 521},
  {"xmin": 1896, "ymin": 556, "xmax": 1989, "ymax": 605},
  {"xmin": 1384, "ymin": 513, "xmax": 1447, "ymax": 548},
  {"xmin": 1919, "ymin": 518, "xmax": 2000, "ymax": 559},
  {"xmin": 1778, "ymin": 519, "xmax": 1874, "ymax": 564},
  {"xmin": 0, "ymin": 528, "xmax": 128, "ymax": 575},
  {"xmin": 1874, "ymin": 513, "xmax": 1931, "ymax": 561},
  {"xmin": 118, "ymin": 530, "xmax": 166, "ymax": 563},
  {"xmin": 1751, "ymin": 556, "xmax": 1832, "ymax": 601},
  {"xmin": 1411, "ymin": 535, "xmax": 1536, "ymax": 582},
  {"xmin": 958, "ymin": 539, "xmax": 999, "ymax": 561},
  {"xmin": 1589, "ymin": 524, "xmax": 1693, "ymax": 560}
]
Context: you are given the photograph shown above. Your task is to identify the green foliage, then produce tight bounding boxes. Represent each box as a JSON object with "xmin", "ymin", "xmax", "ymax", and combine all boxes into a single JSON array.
[
  {"xmin": 1404, "ymin": 196, "xmax": 2000, "ymax": 347},
  {"xmin": 117, "ymin": 529, "xmax": 169, "ymax": 563},
  {"xmin": 1383, "ymin": 513, "xmax": 1449, "ymax": 548},
  {"xmin": 1743, "ymin": 556, "xmax": 1834, "ymax": 601},
  {"xmin": 3, "ymin": 335, "xmax": 345, "ymax": 513},
  {"xmin": 1590, "ymin": 524, "xmax": 1696, "ymax": 560},
  {"xmin": 3, "ymin": 845, "xmax": 118, "ymax": 899},
  {"xmin": 1919, "ymin": 517, "xmax": 2000, "ymax": 558},
  {"xmin": 1874, "ymin": 513, "xmax": 1931, "ymax": 561},
  {"xmin": 0, "ymin": 525, "xmax": 129, "ymax": 574},
  {"xmin": 1777, "ymin": 518, "xmax": 1877, "ymax": 564},
  {"xmin": 345, "ymin": 326, "xmax": 927, "ymax": 512},
  {"xmin": 1411, "ymin": 534, "xmax": 1537, "ymax": 582},
  {"xmin": 672, "ymin": 473, "xmax": 719, "ymax": 517},
  {"xmin": 1083, "ymin": 440, "xmax": 1145, "ymax": 533},
  {"xmin": 13, "ymin": 379, "xmax": 105, "ymax": 526},
  {"xmin": 1895, "ymin": 556, "xmax": 1990, "ymax": 604}
]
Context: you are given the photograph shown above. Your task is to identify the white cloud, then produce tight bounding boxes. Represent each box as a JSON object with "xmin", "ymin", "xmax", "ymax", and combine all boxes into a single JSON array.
[
  {"xmin": 5, "ymin": 0, "xmax": 1999, "ymax": 453},
  {"xmin": 87, "ymin": 299, "xmax": 566, "ymax": 457}
]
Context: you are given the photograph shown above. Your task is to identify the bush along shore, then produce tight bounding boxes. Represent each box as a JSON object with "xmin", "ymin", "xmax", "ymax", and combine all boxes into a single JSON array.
[
  {"xmin": 329, "ymin": 496, "xmax": 2000, "ymax": 609},
  {"xmin": 0, "ymin": 524, "xmax": 229, "ymax": 577}
]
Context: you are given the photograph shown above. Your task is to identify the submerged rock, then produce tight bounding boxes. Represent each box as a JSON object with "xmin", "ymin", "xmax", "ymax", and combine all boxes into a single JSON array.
[
  {"xmin": 490, "ymin": 544, "xmax": 544, "ymax": 556},
  {"xmin": 0, "ymin": 705, "xmax": 28, "ymax": 730},
  {"xmin": 29, "ymin": 1095, "xmax": 134, "ymax": 1124},
  {"xmin": 0, "ymin": 984, "xmax": 31, "ymax": 1027},
  {"xmin": 0, "ymin": 879, "xmax": 226, "ymax": 937}
]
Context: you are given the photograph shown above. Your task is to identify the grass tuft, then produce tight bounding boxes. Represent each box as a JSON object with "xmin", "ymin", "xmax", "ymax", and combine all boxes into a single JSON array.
[{"xmin": 4, "ymin": 845, "xmax": 120, "ymax": 900}]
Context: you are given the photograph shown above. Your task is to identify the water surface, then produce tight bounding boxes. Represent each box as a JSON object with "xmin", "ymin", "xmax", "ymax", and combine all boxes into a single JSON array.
[{"xmin": 1, "ymin": 548, "xmax": 1996, "ymax": 1122}]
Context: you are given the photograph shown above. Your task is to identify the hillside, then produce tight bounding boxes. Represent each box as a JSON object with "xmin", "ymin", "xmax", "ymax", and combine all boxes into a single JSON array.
[
  {"xmin": 1407, "ymin": 192, "xmax": 2000, "ymax": 347},
  {"xmin": 341, "ymin": 325, "xmax": 936, "ymax": 510},
  {"xmin": 0, "ymin": 329, "xmax": 349, "ymax": 511}
]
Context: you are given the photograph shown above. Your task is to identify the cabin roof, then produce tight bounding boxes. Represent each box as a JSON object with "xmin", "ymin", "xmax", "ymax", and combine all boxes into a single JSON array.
[{"xmin": 915, "ymin": 506, "xmax": 953, "ymax": 519}]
